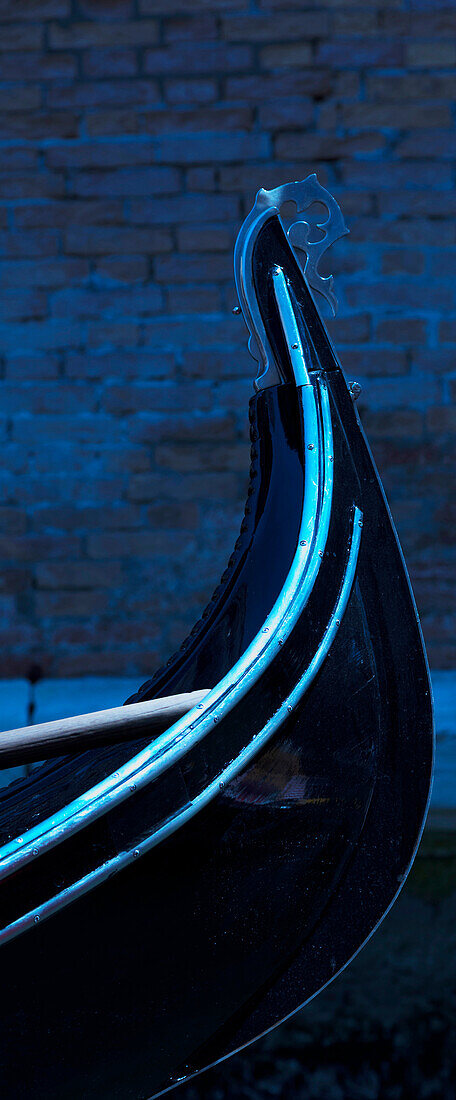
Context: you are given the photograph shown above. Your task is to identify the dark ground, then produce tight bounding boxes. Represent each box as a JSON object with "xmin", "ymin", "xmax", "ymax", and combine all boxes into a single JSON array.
[{"xmin": 178, "ymin": 828, "xmax": 456, "ymax": 1100}]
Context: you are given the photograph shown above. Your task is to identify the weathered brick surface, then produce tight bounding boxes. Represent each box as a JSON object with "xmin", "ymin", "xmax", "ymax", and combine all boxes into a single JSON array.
[{"xmin": 0, "ymin": 0, "xmax": 455, "ymax": 676}]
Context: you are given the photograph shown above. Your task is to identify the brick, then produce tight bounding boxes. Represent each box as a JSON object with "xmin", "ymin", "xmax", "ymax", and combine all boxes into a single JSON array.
[
  {"xmin": 332, "ymin": 9, "xmax": 378, "ymax": 33},
  {"xmin": 15, "ymin": 200, "xmax": 124, "ymax": 229},
  {"xmin": 87, "ymin": 530, "xmax": 197, "ymax": 559},
  {"xmin": 0, "ymin": 536, "xmax": 82, "ymax": 561},
  {"xmin": 155, "ymin": 251, "xmax": 232, "ymax": 283},
  {"xmin": 35, "ymin": 591, "xmax": 109, "ymax": 617},
  {"xmin": 127, "ymin": 471, "xmax": 240, "ymax": 504},
  {"xmin": 406, "ymin": 40, "xmax": 456, "ymax": 67},
  {"xmin": 0, "ymin": 258, "xmax": 89, "ymax": 287},
  {"xmin": 155, "ymin": 131, "xmax": 269, "ymax": 165},
  {"xmin": 366, "ymin": 73, "xmax": 456, "ymax": 102},
  {"xmin": 0, "ymin": 113, "xmax": 78, "ymax": 141},
  {"xmin": 69, "ymin": 166, "xmax": 179, "ymax": 198},
  {"xmin": 0, "ymin": 24, "xmax": 42, "ymax": 50},
  {"xmin": 156, "ymin": 442, "xmax": 247, "ymax": 472},
  {"xmin": 36, "ymin": 561, "xmax": 122, "ymax": 589},
  {"xmin": 48, "ymin": 80, "xmax": 161, "ymax": 109},
  {"xmin": 0, "ymin": 0, "xmax": 69, "ymax": 15},
  {"xmin": 103, "ymin": 381, "xmax": 213, "ymax": 415},
  {"xmin": 130, "ymin": 411, "xmax": 235, "ymax": 444},
  {"xmin": 426, "ymin": 406, "xmax": 456, "ymax": 433},
  {"xmin": 0, "ymin": 507, "xmax": 27, "ymax": 535},
  {"xmin": 260, "ymin": 43, "xmax": 313, "ymax": 68},
  {"xmin": 226, "ymin": 71, "xmax": 332, "ymax": 101},
  {"xmin": 167, "ymin": 285, "xmax": 222, "ymax": 313},
  {"xmin": 439, "ymin": 321, "xmax": 456, "ymax": 344},
  {"xmin": 361, "ymin": 409, "xmax": 424, "ymax": 440},
  {"xmin": 141, "ymin": 315, "xmax": 245, "ymax": 349},
  {"xmin": 140, "ymin": 0, "xmax": 248, "ymax": 11},
  {"xmin": 258, "ymin": 98, "xmax": 314, "ymax": 131},
  {"xmin": 380, "ymin": 9, "xmax": 456, "ymax": 35},
  {"xmin": 396, "ymin": 130, "xmax": 456, "ymax": 160},
  {"xmin": 82, "ymin": 48, "xmax": 138, "ymax": 79},
  {"xmin": 78, "ymin": 0, "xmax": 133, "ymax": 16},
  {"xmin": 11, "ymin": 414, "xmax": 115, "ymax": 444},
  {"xmin": 0, "ymin": 50, "xmax": 77, "ymax": 80},
  {"xmin": 275, "ymin": 132, "xmax": 386, "ymax": 160},
  {"xmin": 378, "ymin": 190, "xmax": 456, "ymax": 218},
  {"xmin": 51, "ymin": 285, "xmax": 163, "ymax": 317},
  {"xmin": 144, "ymin": 43, "xmax": 252, "ymax": 75},
  {"xmin": 317, "ymin": 37, "xmax": 404, "ymax": 66},
  {"xmin": 326, "ymin": 313, "xmax": 371, "ymax": 344},
  {"xmin": 176, "ymin": 225, "xmax": 232, "ymax": 252},
  {"xmin": 5, "ymin": 353, "xmax": 60, "ymax": 379},
  {"xmin": 47, "ymin": 140, "xmax": 157, "ymax": 169},
  {"xmin": 338, "ymin": 347, "xmax": 408, "ymax": 378},
  {"xmin": 0, "ymin": 228, "xmax": 60, "ymax": 257},
  {"xmin": 340, "ymin": 103, "xmax": 452, "ymax": 129},
  {"xmin": 375, "ymin": 318, "xmax": 427, "ymax": 345},
  {"xmin": 222, "ymin": 11, "xmax": 329, "ymax": 40},
  {"xmin": 351, "ymin": 217, "xmax": 455, "ymax": 247},
  {"xmin": 94, "ymin": 255, "xmax": 149, "ymax": 283},
  {"xmin": 340, "ymin": 161, "xmax": 452, "ymax": 190},
  {"xmin": 128, "ymin": 193, "xmax": 239, "ymax": 225},
  {"xmin": 346, "ymin": 281, "xmax": 456, "ymax": 313},
  {"xmin": 218, "ymin": 161, "xmax": 330, "ymax": 194},
  {"xmin": 164, "ymin": 15, "xmax": 218, "ymax": 42},
  {"xmin": 49, "ymin": 20, "xmax": 159, "ymax": 49},
  {"xmin": 85, "ymin": 105, "xmax": 252, "ymax": 137},
  {"xmin": 0, "ymin": 146, "xmax": 36, "ymax": 170},
  {"xmin": 164, "ymin": 78, "xmax": 217, "ymax": 105},
  {"xmin": 0, "ymin": 382, "xmax": 97, "ymax": 415},
  {"xmin": 0, "ymin": 319, "xmax": 85, "ymax": 351},
  {"xmin": 184, "ymin": 167, "xmax": 216, "ymax": 191},
  {"xmin": 381, "ymin": 249, "xmax": 425, "ymax": 275},
  {"xmin": 64, "ymin": 225, "xmax": 172, "ymax": 255},
  {"xmin": 0, "ymin": 172, "xmax": 65, "ymax": 200},
  {"xmin": 147, "ymin": 500, "xmax": 199, "ymax": 530},
  {"xmin": 65, "ymin": 349, "xmax": 174, "ymax": 378},
  {"xmin": 148, "ymin": 106, "xmax": 253, "ymax": 134},
  {"xmin": 0, "ymin": 289, "xmax": 47, "ymax": 321},
  {"xmin": 88, "ymin": 320, "xmax": 139, "ymax": 347},
  {"xmin": 0, "ymin": 85, "xmax": 41, "ymax": 112},
  {"xmin": 34, "ymin": 502, "xmax": 141, "ymax": 531}
]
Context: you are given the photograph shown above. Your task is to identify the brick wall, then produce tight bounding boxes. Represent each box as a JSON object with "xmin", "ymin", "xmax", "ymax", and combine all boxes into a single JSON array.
[{"xmin": 0, "ymin": 0, "xmax": 454, "ymax": 678}]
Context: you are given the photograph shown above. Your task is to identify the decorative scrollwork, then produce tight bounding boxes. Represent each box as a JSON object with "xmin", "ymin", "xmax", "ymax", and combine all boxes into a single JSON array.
[{"xmin": 255, "ymin": 174, "xmax": 349, "ymax": 315}]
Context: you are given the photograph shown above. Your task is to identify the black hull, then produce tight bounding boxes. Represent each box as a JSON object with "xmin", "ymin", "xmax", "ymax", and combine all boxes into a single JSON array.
[{"xmin": 0, "ymin": 185, "xmax": 433, "ymax": 1099}]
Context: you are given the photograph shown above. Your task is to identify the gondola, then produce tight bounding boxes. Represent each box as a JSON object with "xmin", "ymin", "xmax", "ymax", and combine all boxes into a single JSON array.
[{"xmin": 0, "ymin": 176, "xmax": 433, "ymax": 1099}]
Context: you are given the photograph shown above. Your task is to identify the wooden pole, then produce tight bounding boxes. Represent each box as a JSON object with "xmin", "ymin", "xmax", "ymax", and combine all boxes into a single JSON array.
[{"xmin": 0, "ymin": 689, "xmax": 211, "ymax": 768}]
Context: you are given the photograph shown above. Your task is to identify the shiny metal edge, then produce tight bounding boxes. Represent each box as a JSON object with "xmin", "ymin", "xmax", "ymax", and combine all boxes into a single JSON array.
[
  {"xmin": 272, "ymin": 266, "xmax": 311, "ymax": 388},
  {"xmin": 233, "ymin": 201, "xmax": 281, "ymax": 390},
  {"xmin": 0, "ymin": 507, "xmax": 362, "ymax": 947},
  {"xmin": 0, "ymin": 376, "xmax": 332, "ymax": 883}
]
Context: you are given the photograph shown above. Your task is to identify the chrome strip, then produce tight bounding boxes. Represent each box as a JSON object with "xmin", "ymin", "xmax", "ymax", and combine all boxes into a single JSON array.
[
  {"xmin": 272, "ymin": 267, "xmax": 311, "ymax": 389},
  {"xmin": 0, "ymin": 507, "xmax": 362, "ymax": 947},
  {"xmin": 234, "ymin": 203, "xmax": 281, "ymax": 390},
  {"xmin": 0, "ymin": 375, "xmax": 332, "ymax": 883}
]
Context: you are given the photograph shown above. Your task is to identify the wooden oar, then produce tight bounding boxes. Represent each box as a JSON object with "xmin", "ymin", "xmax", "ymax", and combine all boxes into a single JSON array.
[{"xmin": 0, "ymin": 689, "xmax": 211, "ymax": 768}]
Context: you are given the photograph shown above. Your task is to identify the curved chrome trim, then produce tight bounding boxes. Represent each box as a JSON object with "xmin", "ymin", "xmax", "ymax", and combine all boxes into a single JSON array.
[
  {"xmin": 0, "ymin": 507, "xmax": 362, "ymax": 947},
  {"xmin": 0, "ymin": 376, "xmax": 332, "ymax": 884},
  {"xmin": 272, "ymin": 267, "xmax": 312, "ymax": 388}
]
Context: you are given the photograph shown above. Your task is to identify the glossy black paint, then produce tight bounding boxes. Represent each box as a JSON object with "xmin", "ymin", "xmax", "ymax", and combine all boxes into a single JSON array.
[{"xmin": 0, "ymin": 213, "xmax": 433, "ymax": 1099}]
